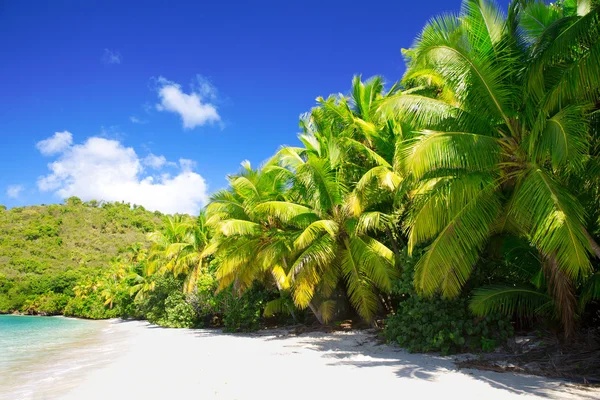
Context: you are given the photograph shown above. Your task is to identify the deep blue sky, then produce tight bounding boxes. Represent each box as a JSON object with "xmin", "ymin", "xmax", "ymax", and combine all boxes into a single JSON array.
[{"xmin": 0, "ymin": 0, "xmax": 510, "ymax": 213}]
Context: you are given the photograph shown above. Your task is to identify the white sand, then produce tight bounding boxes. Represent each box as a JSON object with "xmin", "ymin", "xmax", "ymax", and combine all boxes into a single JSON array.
[{"xmin": 10, "ymin": 320, "xmax": 600, "ymax": 400}]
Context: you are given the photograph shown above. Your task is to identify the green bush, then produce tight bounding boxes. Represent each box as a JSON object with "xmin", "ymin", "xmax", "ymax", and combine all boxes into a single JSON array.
[
  {"xmin": 64, "ymin": 294, "xmax": 118, "ymax": 319},
  {"xmin": 138, "ymin": 275, "xmax": 187, "ymax": 325},
  {"xmin": 222, "ymin": 284, "xmax": 274, "ymax": 332},
  {"xmin": 384, "ymin": 295, "xmax": 513, "ymax": 354},
  {"xmin": 22, "ymin": 293, "xmax": 69, "ymax": 315},
  {"xmin": 157, "ymin": 291, "xmax": 197, "ymax": 328},
  {"xmin": 187, "ymin": 269, "xmax": 221, "ymax": 325},
  {"xmin": 384, "ymin": 262, "xmax": 513, "ymax": 355}
]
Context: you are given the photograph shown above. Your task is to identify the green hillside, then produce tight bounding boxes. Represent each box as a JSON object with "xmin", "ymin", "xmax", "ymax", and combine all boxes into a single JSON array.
[{"xmin": 0, "ymin": 197, "xmax": 164, "ymax": 313}]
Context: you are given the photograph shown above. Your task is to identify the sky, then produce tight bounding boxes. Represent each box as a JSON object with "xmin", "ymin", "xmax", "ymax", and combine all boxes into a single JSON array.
[{"xmin": 0, "ymin": 0, "xmax": 510, "ymax": 214}]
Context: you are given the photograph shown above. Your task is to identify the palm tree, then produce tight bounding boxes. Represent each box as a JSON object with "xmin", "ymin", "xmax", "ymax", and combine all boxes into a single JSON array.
[
  {"xmin": 383, "ymin": 0, "xmax": 600, "ymax": 333},
  {"xmin": 259, "ymin": 158, "xmax": 398, "ymax": 323},
  {"xmin": 206, "ymin": 78, "xmax": 402, "ymax": 323},
  {"xmin": 128, "ymin": 262, "xmax": 156, "ymax": 301},
  {"xmin": 123, "ymin": 242, "xmax": 147, "ymax": 264},
  {"xmin": 147, "ymin": 213, "xmax": 212, "ymax": 293},
  {"xmin": 206, "ymin": 161, "xmax": 297, "ymax": 307},
  {"xmin": 100, "ymin": 278, "xmax": 120, "ymax": 309},
  {"xmin": 258, "ymin": 77, "xmax": 402, "ymax": 323}
]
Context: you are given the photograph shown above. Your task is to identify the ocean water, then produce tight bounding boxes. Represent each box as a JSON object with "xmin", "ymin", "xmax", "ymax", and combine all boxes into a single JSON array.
[{"xmin": 0, "ymin": 315, "xmax": 119, "ymax": 400}]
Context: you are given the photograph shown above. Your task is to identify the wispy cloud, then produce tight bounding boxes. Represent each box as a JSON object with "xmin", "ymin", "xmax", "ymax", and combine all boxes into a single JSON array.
[
  {"xmin": 102, "ymin": 48, "xmax": 121, "ymax": 65},
  {"xmin": 142, "ymin": 153, "xmax": 177, "ymax": 169},
  {"xmin": 155, "ymin": 75, "xmax": 220, "ymax": 130},
  {"xmin": 6, "ymin": 184, "xmax": 24, "ymax": 199},
  {"xmin": 129, "ymin": 116, "xmax": 148, "ymax": 124},
  {"xmin": 36, "ymin": 131, "xmax": 73, "ymax": 156},
  {"xmin": 142, "ymin": 102, "xmax": 153, "ymax": 115}
]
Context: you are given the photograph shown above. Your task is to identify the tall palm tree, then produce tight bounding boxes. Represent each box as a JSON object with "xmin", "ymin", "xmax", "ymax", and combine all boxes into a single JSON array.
[
  {"xmin": 206, "ymin": 77, "xmax": 402, "ymax": 323},
  {"xmin": 259, "ymin": 77, "xmax": 402, "ymax": 323},
  {"xmin": 260, "ymin": 155, "xmax": 398, "ymax": 323},
  {"xmin": 383, "ymin": 0, "xmax": 600, "ymax": 333}
]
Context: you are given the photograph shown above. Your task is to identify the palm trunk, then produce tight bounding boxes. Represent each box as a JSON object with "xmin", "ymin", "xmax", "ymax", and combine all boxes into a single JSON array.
[
  {"xmin": 307, "ymin": 300, "xmax": 325, "ymax": 325},
  {"xmin": 272, "ymin": 258, "xmax": 298, "ymax": 324},
  {"xmin": 584, "ymin": 229, "xmax": 600, "ymax": 259},
  {"xmin": 543, "ymin": 255, "xmax": 576, "ymax": 338},
  {"xmin": 385, "ymin": 226, "xmax": 401, "ymax": 256}
]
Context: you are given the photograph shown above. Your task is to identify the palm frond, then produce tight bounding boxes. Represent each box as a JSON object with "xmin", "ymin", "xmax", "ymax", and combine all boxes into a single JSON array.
[
  {"xmin": 509, "ymin": 167, "xmax": 592, "ymax": 279},
  {"xmin": 294, "ymin": 220, "xmax": 339, "ymax": 250},
  {"xmin": 470, "ymin": 285, "xmax": 553, "ymax": 317},
  {"xmin": 413, "ymin": 179, "xmax": 501, "ymax": 297},
  {"xmin": 406, "ymin": 131, "xmax": 501, "ymax": 180}
]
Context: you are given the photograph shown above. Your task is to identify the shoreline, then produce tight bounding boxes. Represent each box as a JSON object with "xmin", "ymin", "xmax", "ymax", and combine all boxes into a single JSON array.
[
  {"xmin": 0, "ymin": 317, "xmax": 118, "ymax": 400},
  {"xmin": 4, "ymin": 319, "xmax": 595, "ymax": 400}
]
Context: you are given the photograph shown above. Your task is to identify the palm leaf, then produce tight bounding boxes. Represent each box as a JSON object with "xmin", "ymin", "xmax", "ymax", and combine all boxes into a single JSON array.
[{"xmin": 470, "ymin": 285, "xmax": 553, "ymax": 317}]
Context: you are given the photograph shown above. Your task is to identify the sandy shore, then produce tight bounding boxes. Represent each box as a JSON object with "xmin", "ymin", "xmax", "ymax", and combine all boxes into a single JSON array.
[{"xmin": 7, "ymin": 320, "xmax": 599, "ymax": 400}]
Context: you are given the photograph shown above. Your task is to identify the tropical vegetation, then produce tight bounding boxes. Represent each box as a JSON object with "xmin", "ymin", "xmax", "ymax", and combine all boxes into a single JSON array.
[{"xmin": 2, "ymin": 0, "xmax": 599, "ymax": 351}]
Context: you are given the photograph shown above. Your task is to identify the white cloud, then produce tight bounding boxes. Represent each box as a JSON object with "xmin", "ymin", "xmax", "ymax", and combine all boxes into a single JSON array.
[
  {"xmin": 129, "ymin": 116, "xmax": 148, "ymax": 124},
  {"xmin": 36, "ymin": 134, "xmax": 208, "ymax": 215},
  {"xmin": 142, "ymin": 153, "xmax": 177, "ymax": 170},
  {"xmin": 179, "ymin": 158, "xmax": 196, "ymax": 172},
  {"xmin": 155, "ymin": 76, "xmax": 220, "ymax": 129},
  {"xmin": 36, "ymin": 131, "xmax": 73, "ymax": 156},
  {"xmin": 6, "ymin": 185, "xmax": 24, "ymax": 199},
  {"xmin": 102, "ymin": 49, "xmax": 121, "ymax": 65}
]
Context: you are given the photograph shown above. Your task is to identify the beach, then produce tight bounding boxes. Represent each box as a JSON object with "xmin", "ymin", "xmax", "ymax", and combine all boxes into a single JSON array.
[{"xmin": 3, "ymin": 320, "xmax": 597, "ymax": 400}]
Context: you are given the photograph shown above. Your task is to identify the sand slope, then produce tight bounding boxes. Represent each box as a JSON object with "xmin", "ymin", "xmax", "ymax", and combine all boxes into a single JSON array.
[{"xmin": 44, "ymin": 321, "xmax": 600, "ymax": 399}]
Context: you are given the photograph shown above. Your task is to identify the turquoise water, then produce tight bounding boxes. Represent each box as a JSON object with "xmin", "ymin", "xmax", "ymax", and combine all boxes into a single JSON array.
[
  {"xmin": 0, "ymin": 315, "xmax": 99, "ymax": 367},
  {"xmin": 0, "ymin": 315, "xmax": 113, "ymax": 400}
]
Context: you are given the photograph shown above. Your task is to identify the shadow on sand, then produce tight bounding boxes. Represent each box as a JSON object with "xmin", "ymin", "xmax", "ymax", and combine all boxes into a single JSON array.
[
  {"xmin": 116, "ymin": 320, "xmax": 596, "ymax": 399},
  {"xmin": 212, "ymin": 327, "xmax": 596, "ymax": 399}
]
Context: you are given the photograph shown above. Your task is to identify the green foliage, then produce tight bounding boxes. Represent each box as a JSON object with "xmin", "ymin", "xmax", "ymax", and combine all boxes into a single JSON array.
[
  {"xmin": 0, "ymin": 201, "xmax": 162, "ymax": 314},
  {"xmin": 157, "ymin": 291, "xmax": 197, "ymax": 328},
  {"xmin": 64, "ymin": 294, "xmax": 118, "ymax": 319},
  {"xmin": 22, "ymin": 293, "xmax": 70, "ymax": 315},
  {"xmin": 0, "ymin": 0, "xmax": 598, "ymax": 352},
  {"xmin": 222, "ymin": 284, "xmax": 275, "ymax": 332},
  {"xmin": 207, "ymin": 77, "xmax": 400, "ymax": 324},
  {"xmin": 385, "ymin": 265, "xmax": 513, "ymax": 355},
  {"xmin": 135, "ymin": 275, "xmax": 182, "ymax": 325},
  {"xmin": 384, "ymin": 296, "xmax": 512, "ymax": 355},
  {"xmin": 382, "ymin": 0, "xmax": 600, "ymax": 336}
]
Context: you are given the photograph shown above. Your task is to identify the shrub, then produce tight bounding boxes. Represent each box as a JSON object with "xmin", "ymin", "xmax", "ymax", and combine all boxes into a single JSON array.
[
  {"xmin": 157, "ymin": 291, "xmax": 197, "ymax": 328},
  {"xmin": 22, "ymin": 293, "xmax": 70, "ymax": 315},
  {"xmin": 137, "ymin": 275, "xmax": 191, "ymax": 326},
  {"xmin": 384, "ymin": 262, "xmax": 513, "ymax": 355},
  {"xmin": 384, "ymin": 295, "xmax": 513, "ymax": 354},
  {"xmin": 64, "ymin": 294, "xmax": 118, "ymax": 319},
  {"xmin": 222, "ymin": 283, "xmax": 274, "ymax": 332}
]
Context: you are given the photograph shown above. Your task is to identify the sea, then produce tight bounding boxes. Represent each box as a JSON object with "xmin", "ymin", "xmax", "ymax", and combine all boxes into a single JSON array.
[{"xmin": 0, "ymin": 315, "xmax": 118, "ymax": 400}]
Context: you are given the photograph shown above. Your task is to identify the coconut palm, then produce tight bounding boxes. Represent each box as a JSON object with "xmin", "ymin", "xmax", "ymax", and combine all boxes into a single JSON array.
[
  {"xmin": 206, "ymin": 161, "xmax": 296, "ymax": 299},
  {"xmin": 123, "ymin": 242, "xmax": 148, "ymax": 264},
  {"xmin": 128, "ymin": 263, "xmax": 156, "ymax": 301},
  {"xmin": 259, "ymin": 155, "xmax": 398, "ymax": 323},
  {"xmin": 147, "ymin": 213, "xmax": 212, "ymax": 293},
  {"xmin": 383, "ymin": 0, "xmax": 600, "ymax": 333},
  {"xmin": 206, "ymin": 77, "xmax": 403, "ymax": 323},
  {"xmin": 260, "ymin": 77, "xmax": 403, "ymax": 322}
]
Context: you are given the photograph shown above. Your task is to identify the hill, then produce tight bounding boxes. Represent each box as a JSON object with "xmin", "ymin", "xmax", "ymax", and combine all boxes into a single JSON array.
[{"xmin": 0, "ymin": 197, "xmax": 164, "ymax": 313}]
